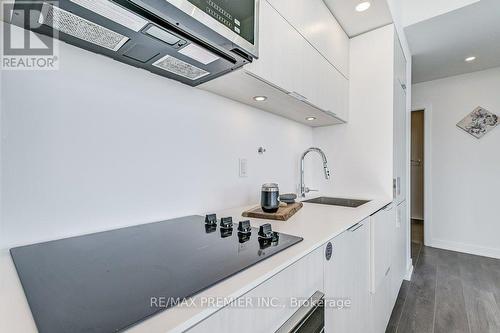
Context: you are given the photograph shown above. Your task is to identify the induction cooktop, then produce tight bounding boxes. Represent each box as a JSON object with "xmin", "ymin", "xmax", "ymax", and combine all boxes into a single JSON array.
[{"xmin": 10, "ymin": 215, "xmax": 302, "ymax": 333}]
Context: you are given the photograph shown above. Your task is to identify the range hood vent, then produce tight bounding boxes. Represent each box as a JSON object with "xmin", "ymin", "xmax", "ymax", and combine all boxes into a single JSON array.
[
  {"xmin": 152, "ymin": 54, "xmax": 209, "ymax": 80},
  {"xmin": 11, "ymin": 0, "xmax": 258, "ymax": 86},
  {"xmin": 39, "ymin": 2, "xmax": 129, "ymax": 51}
]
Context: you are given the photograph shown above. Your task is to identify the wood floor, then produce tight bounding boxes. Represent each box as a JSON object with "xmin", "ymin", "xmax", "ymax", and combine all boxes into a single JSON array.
[
  {"xmin": 411, "ymin": 219, "xmax": 424, "ymax": 244},
  {"xmin": 386, "ymin": 243, "xmax": 500, "ymax": 333}
]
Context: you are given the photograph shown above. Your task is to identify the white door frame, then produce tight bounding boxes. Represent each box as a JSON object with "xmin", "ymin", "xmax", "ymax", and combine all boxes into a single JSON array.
[{"xmin": 410, "ymin": 104, "xmax": 432, "ymax": 247}]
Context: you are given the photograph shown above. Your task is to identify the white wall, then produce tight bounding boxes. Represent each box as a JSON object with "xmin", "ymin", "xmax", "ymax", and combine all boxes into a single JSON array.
[
  {"xmin": 0, "ymin": 26, "xmax": 314, "ymax": 249},
  {"xmin": 413, "ymin": 67, "xmax": 500, "ymax": 258},
  {"xmin": 312, "ymin": 25, "xmax": 395, "ymax": 199},
  {"xmin": 400, "ymin": 0, "xmax": 479, "ymax": 27}
]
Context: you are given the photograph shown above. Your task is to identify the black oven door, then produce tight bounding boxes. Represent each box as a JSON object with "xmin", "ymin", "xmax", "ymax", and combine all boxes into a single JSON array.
[{"xmin": 276, "ymin": 291, "xmax": 325, "ymax": 333}]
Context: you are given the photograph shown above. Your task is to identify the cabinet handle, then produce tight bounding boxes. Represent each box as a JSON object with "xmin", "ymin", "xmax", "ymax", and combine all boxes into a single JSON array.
[
  {"xmin": 288, "ymin": 91, "xmax": 308, "ymax": 102},
  {"xmin": 244, "ymin": 71, "xmax": 289, "ymax": 94},
  {"xmin": 325, "ymin": 242, "xmax": 333, "ymax": 261},
  {"xmin": 399, "ymin": 78, "xmax": 407, "ymax": 91},
  {"xmin": 385, "ymin": 266, "xmax": 391, "ymax": 276},
  {"xmin": 347, "ymin": 223, "xmax": 363, "ymax": 232},
  {"xmin": 383, "ymin": 203, "xmax": 394, "ymax": 211},
  {"xmin": 302, "ymin": 100, "xmax": 343, "ymax": 123},
  {"xmin": 276, "ymin": 291, "xmax": 325, "ymax": 333},
  {"xmin": 397, "ymin": 177, "xmax": 401, "ymax": 196}
]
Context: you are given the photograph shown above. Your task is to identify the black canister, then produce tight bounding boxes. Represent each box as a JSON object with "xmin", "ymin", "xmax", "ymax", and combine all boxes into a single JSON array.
[{"xmin": 261, "ymin": 183, "xmax": 280, "ymax": 213}]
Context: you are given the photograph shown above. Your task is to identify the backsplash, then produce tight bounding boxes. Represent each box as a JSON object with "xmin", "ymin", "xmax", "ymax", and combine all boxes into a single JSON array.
[{"xmin": 0, "ymin": 29, "xmax": 314, "ymax": 248}]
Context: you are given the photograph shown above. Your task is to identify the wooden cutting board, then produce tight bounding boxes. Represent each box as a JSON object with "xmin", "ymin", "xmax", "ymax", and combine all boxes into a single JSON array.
[{"xmin": 242, "ymin": 202, "xmax": 303, "ymax": 221}]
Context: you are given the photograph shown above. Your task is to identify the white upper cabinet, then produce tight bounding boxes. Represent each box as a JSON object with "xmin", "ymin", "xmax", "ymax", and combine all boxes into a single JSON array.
[
  {"xmin": 201, "ymin": 0, "xmax": 349, "ymax": 126},
  {"xmin": 266, "ymin": 0, "xmax": 350, "ymax": 78},
  {"xmin": 245, "ymin": 0, "xmax": 309, "ymax": 100}
]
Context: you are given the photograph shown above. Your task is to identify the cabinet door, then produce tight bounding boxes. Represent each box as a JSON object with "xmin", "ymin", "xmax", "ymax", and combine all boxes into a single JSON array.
[
  {"xmin": 302, "ymin": 45, "xmax": 349, "ymax": 121},
  {"xmin": 349, "ymin": 219, "xmax": 370, "ymax": 333},
  {"xmin": 245, "ymin": 0, "xmax": 304, "ymax": 97},
  {"xmin": 392, "ymin": 201, "xmax": 408, "ymax": 293},
  {"xmin": 371, "ymin": 205, "xmax": 395, "ymax": 293},
  {"xmin": 393, "ymin": 81, "xmax": 406, "ymax": 202},
  {"xmin": 393, "ymin": 36, "xmax": 407, "ymax": 203},
  {"xmin": 370, "ymin": 205, "xmax": 397, "ymax": 332},
  {"xmin": 324, "ymin": 219, "xmax": 370, "ymax": 333},
  {"xmin": 267, "ymin": 0, "xmax": 350, "ymax": 77},
  {"xmin": 246, "ymin": 0, "xmax": 349, "ymax": 122},
  {"xmin": 323, "ymin": 61, "xmax": 349, "ymax": 121},
  {"xmin": 187, "ymin": 247, "xmax": 324, "ymax": 333}
]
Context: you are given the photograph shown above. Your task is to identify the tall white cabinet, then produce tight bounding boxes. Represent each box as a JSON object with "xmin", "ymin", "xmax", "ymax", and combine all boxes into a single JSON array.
[{"xmin": 367, "ymin": 29, "xmax": 409, "ymax": 333}]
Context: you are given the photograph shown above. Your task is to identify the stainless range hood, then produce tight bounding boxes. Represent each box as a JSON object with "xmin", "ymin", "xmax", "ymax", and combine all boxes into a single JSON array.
[{"xmin": 9, "ymin": 0, "xmax": 259, "ymax": 86}]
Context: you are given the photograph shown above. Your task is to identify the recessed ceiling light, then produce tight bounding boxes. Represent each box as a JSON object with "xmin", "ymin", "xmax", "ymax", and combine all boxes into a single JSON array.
[
  {"xmin": 253, "ymin": 96, "xmax": 267, "ymax": 102},
  {"xmin": 465, "ymin": 56, "xmax": 476, "ymax": 62},
  {"xmin": 306, "ymin": 117, "xmax": 316, "ymax": 121},
  {"xmin": 355, "ymin": 2, "xmax": 371, "ymax": 12}
]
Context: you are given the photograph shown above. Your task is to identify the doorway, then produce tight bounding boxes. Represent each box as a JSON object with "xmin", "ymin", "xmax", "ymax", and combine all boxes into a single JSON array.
[{"xmin": 410, "ymin": 110, "xmax": 424, "ymax": 261}]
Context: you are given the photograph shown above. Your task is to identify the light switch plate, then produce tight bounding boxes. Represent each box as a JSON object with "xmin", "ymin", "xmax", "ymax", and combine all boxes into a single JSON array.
[{"xmin": 239, "ymin": 158, "xmax": 248, "ymax": 178}]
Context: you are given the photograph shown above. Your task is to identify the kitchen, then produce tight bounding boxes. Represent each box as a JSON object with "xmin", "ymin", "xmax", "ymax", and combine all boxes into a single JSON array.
[{"xmin": 1, "ymin": 1, "xmax": 499, "ymax": 333}]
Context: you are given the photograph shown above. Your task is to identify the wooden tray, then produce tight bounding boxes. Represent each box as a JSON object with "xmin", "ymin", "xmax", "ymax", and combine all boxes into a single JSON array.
[{"xmin": 242, "ymin": 202, "xmax": 303, "ymax": 221}]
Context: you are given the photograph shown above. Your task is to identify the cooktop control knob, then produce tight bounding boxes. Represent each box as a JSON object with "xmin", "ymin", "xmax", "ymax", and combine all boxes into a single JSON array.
[
  {"xmin": 238, "ymin": 232, "xmax": 251, "ymax": 243},
  {"xmin": 238, "ymin": 220, "xmax": 252, "ymax": 234},
  {"xmin": 205, "ymin": 224, "xmax": 217, "ymax": 233},
  {"xmin": 205, "ymin": 214, "xmax": 217, "ymax": 226},
  {"xmin": 258, "ymin": 224, "xmax": 273, "ymax": 239},
  {"xmin": 220, "ymin": 228, "xmax": 233, "ymax": 238},
  {"xmin": 220, "ymin": 217, "xmax": 233, "ymax": 229}
]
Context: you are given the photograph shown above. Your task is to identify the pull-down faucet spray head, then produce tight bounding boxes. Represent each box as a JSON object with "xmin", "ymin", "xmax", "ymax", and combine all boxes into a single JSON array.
[{"xmin": 323, "ymin": 164, "xmax": 331, "ymax": 180}]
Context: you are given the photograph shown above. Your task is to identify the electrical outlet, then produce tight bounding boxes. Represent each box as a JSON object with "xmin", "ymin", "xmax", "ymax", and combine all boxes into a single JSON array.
[{"xmin": 239, "ymin": 158, "xmax": 248, "ymax": 178}]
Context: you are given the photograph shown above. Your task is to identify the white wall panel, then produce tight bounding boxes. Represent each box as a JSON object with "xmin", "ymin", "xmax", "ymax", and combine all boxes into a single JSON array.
[{"xmin": 0, "ymin": 25, "xmax": 314, "ymax": 248}]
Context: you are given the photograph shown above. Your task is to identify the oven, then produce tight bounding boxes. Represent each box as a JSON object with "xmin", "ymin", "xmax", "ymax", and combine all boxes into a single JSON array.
[{"xmin": 276, "ymin": 291, "xmax": 325, "ymax": 333}]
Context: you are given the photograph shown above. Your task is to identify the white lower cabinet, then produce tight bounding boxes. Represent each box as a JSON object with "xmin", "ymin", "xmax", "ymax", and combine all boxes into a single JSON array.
[
  {"xmin": 371, "ymin": 204, "xmax": 396, "ymax": 294},
  {"xmin": 370, "ymin": 205, "xmax": 394, "ymax": 332},
  {"xmin": 186, "ymin": 247, "xmax": 324, "ymax": 333},
  {"xmin": 188, "ymin": 207, "xmax": 406, "ymax": 333},
  {"xmin": 324, "ymin": 218, "xmax": 370, "ymax": 333},
  {"xmin": 392, "ymin": 201, "xmax": 408, "ymax": 298},
  {"xmin": 370, "ymin": 203, "xmax": 407, "ymax": 333}
]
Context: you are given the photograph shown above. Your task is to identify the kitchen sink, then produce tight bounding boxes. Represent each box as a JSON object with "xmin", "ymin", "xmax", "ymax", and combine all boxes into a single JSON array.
[{"xmin": 302, "ymin": 197, "xmax": 371, "ymax": 208}]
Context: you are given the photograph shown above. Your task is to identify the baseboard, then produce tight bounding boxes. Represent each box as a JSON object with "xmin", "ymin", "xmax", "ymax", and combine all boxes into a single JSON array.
[
  {"xmin": 404, "ymin": 264, "xmax": 413, "ymax": 281},
  {"xmin": 429, "ymin": 238, "xmax": 500, "ymax": 259}
]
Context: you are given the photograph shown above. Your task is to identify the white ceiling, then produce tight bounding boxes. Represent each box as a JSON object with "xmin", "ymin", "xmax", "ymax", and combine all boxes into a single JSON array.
[
  {"xmin": 405, "ymin": 0, "xmax": 500, "ymax": 83},
  {"xmin": 322, "ymin": 0, "xmax": 393, "ymax": 37},
  {"xmin": 400, "ymin": 0, "xmax": 480, "ymax": 27}
]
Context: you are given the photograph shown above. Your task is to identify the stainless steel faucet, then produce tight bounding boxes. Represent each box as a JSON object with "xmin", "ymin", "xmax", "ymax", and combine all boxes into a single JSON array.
[{"xmin": 300, "ymin": 147, "xmax": 331, "ymax": 197}]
